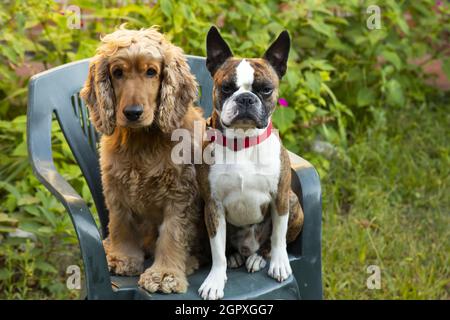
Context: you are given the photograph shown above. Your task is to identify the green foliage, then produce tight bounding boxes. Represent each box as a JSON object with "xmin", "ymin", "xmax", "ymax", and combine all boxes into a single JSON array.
[
  {"xmin": 0, "ymin": 0, "xmax": 448, "ymax": 299},
  {"xmin": 0, "ymin": 115, "xmax": 85, "ymax": 298}
]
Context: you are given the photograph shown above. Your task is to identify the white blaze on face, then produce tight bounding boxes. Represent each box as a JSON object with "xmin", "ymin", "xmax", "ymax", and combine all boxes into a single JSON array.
[
  {"xmin": 236, "ymin": 59, "xmax": 254, "ymax": 90},
  {"xmin": 221, "ymin": 59, "xmax": 255, "ymax": 126}
]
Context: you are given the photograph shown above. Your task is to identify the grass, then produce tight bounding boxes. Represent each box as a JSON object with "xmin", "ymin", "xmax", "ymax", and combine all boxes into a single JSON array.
[{"xmin": 322, "ymin": 103, "xmax": 450, "ymax": 299}]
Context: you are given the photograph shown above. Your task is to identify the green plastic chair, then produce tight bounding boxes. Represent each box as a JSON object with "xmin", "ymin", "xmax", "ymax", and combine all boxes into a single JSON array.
[{"xmin": 27, "ymin": 55, "xmax": 322, "ymax": 300}]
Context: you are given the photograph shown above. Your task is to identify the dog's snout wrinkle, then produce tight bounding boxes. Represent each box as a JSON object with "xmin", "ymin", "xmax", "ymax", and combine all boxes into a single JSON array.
[{"xmin": 123, "ymin": 104, "xmax": 144, "ymax": 121}]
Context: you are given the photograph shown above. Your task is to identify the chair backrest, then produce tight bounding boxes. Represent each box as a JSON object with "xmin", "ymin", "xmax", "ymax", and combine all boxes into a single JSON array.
[{"xmin": 27, "ymin": 56, "xmax": 213, "ymax": 238}]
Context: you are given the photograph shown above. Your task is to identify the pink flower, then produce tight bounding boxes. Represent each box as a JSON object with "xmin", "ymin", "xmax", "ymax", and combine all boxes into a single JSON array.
[{"xmin": 278, "ymin": 98, "xmax": 288, "ymax": 107}]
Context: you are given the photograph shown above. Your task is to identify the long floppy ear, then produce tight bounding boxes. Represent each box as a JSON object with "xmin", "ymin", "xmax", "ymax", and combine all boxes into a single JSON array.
[
  {"xmin": 206, "ymin": 26, "xmax": 233, "ymax": 76},
  {"xmin": 263, "ymin": 31, "xmax": 290, "ymax": 79},
  {"xmin": 80, "ymin": 56, "xmax": 116, "ymax": 135},
  {"xmin": 157, "ymin": 43, "xmax": 198, "ymax": 133}
]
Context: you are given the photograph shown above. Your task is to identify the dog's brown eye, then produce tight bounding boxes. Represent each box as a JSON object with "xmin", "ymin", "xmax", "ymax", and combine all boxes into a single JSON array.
[
  {"xmin": 112, "ymin": 68, "xmax": 123, "ymax": 79},
  {"xmin": 222, "ymin": 84, "xmax": 234, "ymax": 94},
  {"xmin": 261, "ymin": 86, "xmax": 273, "ymax": 96},
  {"xmin": 146, "ymin": 68, "xmax": 157, "ymax": 77}
]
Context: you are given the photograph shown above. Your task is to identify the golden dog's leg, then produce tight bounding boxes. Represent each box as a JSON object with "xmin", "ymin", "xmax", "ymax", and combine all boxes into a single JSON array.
[
  {"xmin": 104, "ymin": 202, "xmax": 144, "ymax": 276},
  {"xmin": 139, "ymin": 201, "xmax": 191, "ymax": 294},
  {"xmin": 185, "ymin": 254, "xmax": 200, "ymax": 276}
]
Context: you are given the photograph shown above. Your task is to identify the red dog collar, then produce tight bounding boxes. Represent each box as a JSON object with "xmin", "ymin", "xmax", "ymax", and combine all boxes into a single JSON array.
[{"xmin": 209, "ymin": 121, "xmax": 273, "ymax": 152}]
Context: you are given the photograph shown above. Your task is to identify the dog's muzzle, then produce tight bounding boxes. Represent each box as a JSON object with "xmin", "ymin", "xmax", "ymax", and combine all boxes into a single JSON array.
[{"xmin": 231, "ymin": 92, "xmax": 267, "ymax": 128}]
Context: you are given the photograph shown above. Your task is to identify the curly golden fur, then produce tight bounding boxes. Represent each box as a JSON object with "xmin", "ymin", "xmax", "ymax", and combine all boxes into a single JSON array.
[{"xmin": 80, "ymin": 26, "xmax": 207, "ymax": 294}]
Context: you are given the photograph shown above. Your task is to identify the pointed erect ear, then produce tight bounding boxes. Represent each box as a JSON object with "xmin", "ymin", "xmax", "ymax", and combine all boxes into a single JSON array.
[
  {"xmin": 263, "ymin": 31, "xmax": 290, "ymax": 79},
  {"xmin": 206, "ymin": 26, "xmax": 233, "ymax": 76}
]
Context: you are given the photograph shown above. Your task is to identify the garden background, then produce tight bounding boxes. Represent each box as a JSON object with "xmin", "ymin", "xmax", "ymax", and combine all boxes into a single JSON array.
[{"xmin": 0, "ymin": 0, "xmax": 449, "ymax": 299}]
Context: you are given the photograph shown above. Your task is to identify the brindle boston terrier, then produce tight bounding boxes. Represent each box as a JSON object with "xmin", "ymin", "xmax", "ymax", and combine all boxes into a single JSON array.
[{"xmin": 196, "ymin": 26, "xmax": 304, "ymax": 300}]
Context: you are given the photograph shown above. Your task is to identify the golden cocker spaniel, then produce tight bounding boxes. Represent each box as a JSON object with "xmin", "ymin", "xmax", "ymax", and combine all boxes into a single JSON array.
[{"xmin": 80, "ymin": 26, "xmax": 206, "ymax": 294}]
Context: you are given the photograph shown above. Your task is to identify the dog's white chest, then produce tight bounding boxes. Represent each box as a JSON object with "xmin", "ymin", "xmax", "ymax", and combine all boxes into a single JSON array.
[{"xmin": 209, "ymin": 134, "xmax": 281, "ymax": 226}]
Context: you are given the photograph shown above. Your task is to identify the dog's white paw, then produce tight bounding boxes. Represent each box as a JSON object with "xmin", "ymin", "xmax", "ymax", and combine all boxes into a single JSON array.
[
  {"xmin": 227, "ymin": 252, "xmax": 245, "ymax": 268},
  {"xmin": 198, "ymin": 269, "xmax": 227, "ymax": 300},
  {"xmin": 268, "ymin": 248, "xmax": 291, "ymax": 282},
  {"xmin": 246, "ymin": 253, "xmax": 267, "ymax": 273}
]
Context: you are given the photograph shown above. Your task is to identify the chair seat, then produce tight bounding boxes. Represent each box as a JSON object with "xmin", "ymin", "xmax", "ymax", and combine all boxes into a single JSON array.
[{"xmin": 110, "ymin": 256, "xmax": 301, "ymax": 300}]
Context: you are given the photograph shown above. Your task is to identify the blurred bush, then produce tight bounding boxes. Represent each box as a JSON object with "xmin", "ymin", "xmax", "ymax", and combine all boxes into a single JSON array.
[{"xmin": 0, "ymin": 0, "xmax": 448, "ymax": 298}]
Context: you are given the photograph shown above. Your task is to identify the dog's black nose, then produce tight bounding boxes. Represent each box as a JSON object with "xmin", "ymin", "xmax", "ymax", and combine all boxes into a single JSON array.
[
  {"xmin": 236, "ymin": 93, "xmax": 258, "ymax": 108},
  {"xmin": 123, "ymin": 105, "xmax": 143, "ymax": 121}
]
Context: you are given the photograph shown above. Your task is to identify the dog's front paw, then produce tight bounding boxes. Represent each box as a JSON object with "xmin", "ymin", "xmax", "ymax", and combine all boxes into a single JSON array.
[
  {"xmin": 268, "ymin": 248, "xmax": 292, "ymax": 282},
  {"xmin": 227, "ymin": 252, "xmax": 245, "ymax": 268},
  {"xmin": 198, "ymin": 269, "xmax": 227, "ymax": 300},
  {"xmin": 106, "ymin": 253, "xmax": 143, "ymax": 276},
  {"xmin": 139, "ymin": 266, "xmax": 188, "ymax": 294},
  {"xmin": 246, "ymin": 253, "xmax": 267, "ymax": 273}
]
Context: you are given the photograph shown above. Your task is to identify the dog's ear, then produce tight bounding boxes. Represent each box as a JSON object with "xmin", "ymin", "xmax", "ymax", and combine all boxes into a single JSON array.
[
  {"xmin": 263, "ymin": 31, "xmax": 290, "ymax": 79},
  {"xmin": 158, "ymin": 43, "xmax": 198, "ymax": 133},
  {"xmin": 206, "ymin": 26, "xmax": 233, "ymax": 76},
  {"xmin": 80, "ymin": 56, "xmax": 116, "ymax": 135}
]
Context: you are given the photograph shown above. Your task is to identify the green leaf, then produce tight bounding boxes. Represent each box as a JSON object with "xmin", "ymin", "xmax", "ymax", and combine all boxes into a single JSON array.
[
  {"xmin": 386, "ymin": 79, "xmax": 405, "ymax": 107},
  {"xmin": 39, "ymin": 207, "xmax": 57, "ymax": 227},
  {"xmin": 305, "ymin": 104, "xmax": 317, "ymax": 113},
  {"xmin": 0, "ymin": 46, "xmax": 18, "ymax": 63},
  {"xmin": 357, "ymin": 87, "xmax": 376, "ymax": 107},
  {"xmin": 286, "ymin": 70, "xmax": 301, "ymax": 88},
  {"xmin": 311, "ymin": 59, "xmax": 335, "ymax": 71},
  {"xmin": 0, "ymin": 181, "xmax": 21, "ymax": 199},
  {"xmin": 159, "ymin": 0, "xmax": 173, "ymax": 18},
  {"xmin": 0, "ymin": 213, "xmax": 18, "ymax": 226},
  {"xmin": 37, "ymin": 226, "xmax": 53, "ymax": 234},
  {"xmin": 24, "ymin": 205, "xmax": 41, "ymax": 217},
  {"xmin": 381, "ymin": 51, "xmax": 402, "ymax": 70},
  {"xmin": 308, "ymin": 19, "xmax": 335, "ymax": 37},
  {"xmin": 17, "ymin": 195, "xmax": 40, "ymax": 206},
  {"xmin": 300, "ymin": 58, "xmax": 335, "ymax": 71},
  {"xmin": 397, "ymin": 18, "xmax": 410, "ymax": 35},
  {"xmin": 272, "ymin": 108, "xmax": 296, "ymax": 133},
  {"xmin": 35, "ymin": 261, "xmax": 58, "ymax": 274},
  {"xmin": 0, "ymin": 226, "xmax": 16, "ymax": 233},
  {"xmin": 0, "ymin": 269, "xmax": 12, "ymax": 280},
  {"xmin": 304, "ymin": 71, "xmax": 321, "ymax": 95},
  {"xmin": 19, "ymin": 221, "xmax": 44, "ymax": 234}
]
